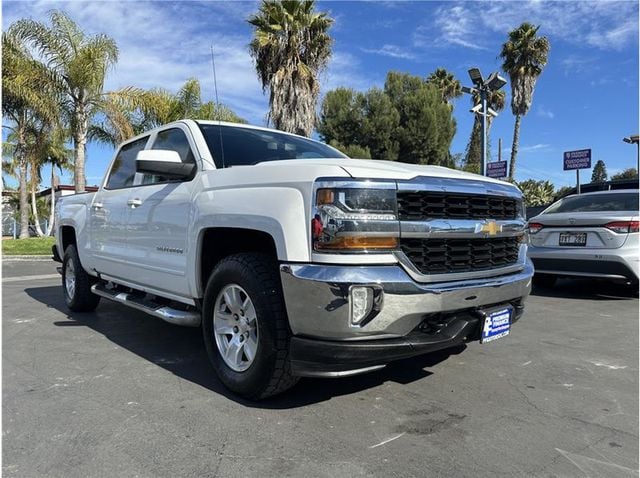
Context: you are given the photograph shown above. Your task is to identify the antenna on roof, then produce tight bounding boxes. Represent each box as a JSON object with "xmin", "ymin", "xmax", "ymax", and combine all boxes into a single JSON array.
[{"xmin": 210, "ymin": 43, "xmax": 225, "ymax": 168}]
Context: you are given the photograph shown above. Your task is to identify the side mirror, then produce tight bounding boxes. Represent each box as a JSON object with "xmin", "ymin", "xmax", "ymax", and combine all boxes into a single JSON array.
[{"xmin": 135, "ymin": 150, "xmax": 196, "ymax": 179}]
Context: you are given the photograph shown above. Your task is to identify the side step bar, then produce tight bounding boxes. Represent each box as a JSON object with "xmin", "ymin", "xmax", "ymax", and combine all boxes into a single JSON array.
[{"xmin": 91, "ymin": 283, "xmax": 201, "ymax": 327}]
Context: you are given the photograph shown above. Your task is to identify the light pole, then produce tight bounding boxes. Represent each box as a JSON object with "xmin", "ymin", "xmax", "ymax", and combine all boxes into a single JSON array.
[
  {"xmin": 462, "ymin": 68, "xmax": 507, "ymax": 176},
  {"xmin": 622, "ymin": 135, "xmax": 639, "ymax": 172}
]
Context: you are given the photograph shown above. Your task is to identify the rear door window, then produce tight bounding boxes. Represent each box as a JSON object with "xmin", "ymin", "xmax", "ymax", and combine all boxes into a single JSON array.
[{"xmin": 105, "ymin": 137, "xmax": 148, "ymax": 189}]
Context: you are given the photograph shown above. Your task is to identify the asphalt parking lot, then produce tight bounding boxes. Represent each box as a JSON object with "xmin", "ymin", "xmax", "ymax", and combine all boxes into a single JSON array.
[{"xmin": 2, "ymin": 258, "xmax": 638, "ymax": 477}]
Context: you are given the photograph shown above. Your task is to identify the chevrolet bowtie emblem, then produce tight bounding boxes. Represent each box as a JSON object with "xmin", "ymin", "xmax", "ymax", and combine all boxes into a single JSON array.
[{"xmin": 480, "ymin": 220, "xmax": 502, "ymax": 236}]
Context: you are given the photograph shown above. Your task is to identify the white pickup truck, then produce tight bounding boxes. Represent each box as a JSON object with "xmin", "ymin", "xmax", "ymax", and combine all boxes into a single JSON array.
[{"xmin": 55, "ymin": 120, "xmax": 533, "ymax": 399}]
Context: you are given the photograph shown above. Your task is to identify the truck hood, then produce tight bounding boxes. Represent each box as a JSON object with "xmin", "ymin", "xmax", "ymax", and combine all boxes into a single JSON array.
[{"xmin": 256, "ymin": 158, "xmax": 514, "ymax": 187}]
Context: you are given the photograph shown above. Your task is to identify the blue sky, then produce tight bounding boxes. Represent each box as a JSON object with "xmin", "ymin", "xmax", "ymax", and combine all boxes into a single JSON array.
[{"xmin": 3, "ymin": 0, "xmax": 639, "ymax": 189}]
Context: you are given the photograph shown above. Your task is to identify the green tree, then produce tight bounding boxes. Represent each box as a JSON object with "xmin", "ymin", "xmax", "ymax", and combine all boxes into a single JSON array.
[
  {"xmin": 554, "ymin": 185, "xmax": 574, "ymax": 202},
  {"xmin": 463, "ymin": 89, "xmax": 506, "ymax": 174},
  {"xmin": 2, "ymin": 31, "xmax": 60, "ymax": 238},
  {"xmin": 318, "ymin": 72, "xmax": 455, "ymax": 165},
  {"xmin": 12, "ymin": 11, "xmax": 138, "ymax": 192},
  {"xmin": 318, "ymin": 87, "xmax": 400, "ymax": 160},
  {"xmin": 248, "ymin": 0, "xmax": 333, "ymax": 137},
  {"xmin": 360, "ymin": 88, "xmax": 400, "ymax": 160},
  {"xmin": 426, "ymin": 68, "xmax": 462, "ymax": 103},
  {"xmin": 611, "ymin": 168, "xmax": 638, "ymax": 180},
  {"xmin": 385, "ymin": 72, "xmax": 456, "ymax": 166},
  {"xmin": 591, "ymin": 160, "xmax": 608, "ymax": 183},
  {"xmin": 500, "ymin": 23, "xmax": 550, "ymax": 180},
  {"xmin": 517, "ymin": 179, "xmax": 555, "ymax": 207},
  {"xmin": 328, "ymin": 140, "xmax": 371, "ymax": 159},
  {"xmin": 317, "ymin": 88, "xmax": 364, "ymax": 149}
]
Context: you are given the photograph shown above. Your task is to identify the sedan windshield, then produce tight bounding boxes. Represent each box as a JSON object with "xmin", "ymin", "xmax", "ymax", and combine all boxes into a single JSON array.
[
  {"xmin": 199, "ymin": 124, "xmax": 347, "ymax": 168},
  {"xmin": 544, "ymin": 192, "xmax": 639, "ymax": 213}
]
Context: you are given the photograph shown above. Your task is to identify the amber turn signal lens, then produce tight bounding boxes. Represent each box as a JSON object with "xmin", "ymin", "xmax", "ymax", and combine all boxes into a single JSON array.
[
  {"xmin": 315, "ymin": 236, "xmax": 398, "ymax": 250},
  {"xmin": 316, "ymin": 189, "xmax": 335, "ymax": 205}
]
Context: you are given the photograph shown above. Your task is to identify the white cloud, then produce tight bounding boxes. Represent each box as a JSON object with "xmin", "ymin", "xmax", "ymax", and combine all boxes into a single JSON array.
[
  {"xmin": 560, "ymin": 55, "xmax": 599, "ymax": 76},
  {"xmin": 322, "ymin": 50, "xmax": 371, "ymax": 93},
  {"xmin": 536, "ymin": 107, "xmax": 554, "ymax": 119},
  {"xmin": 416, "ymin": 5, "xmax": 489, "ymax": 51},
  {"xmin": 422, "ymin": 0, "xmax": 638, "ymax": 52},
  {"xmin": 505, "ymin": 143, "xmax": 551, "ymax": 154},
  {"xmin": 482, "ymin": 1, "xmax": 638, "ymax": 50},
  {"xmin": 3, "ymin": 0, "xmax": 372, "ymax": 124},
  {"xmin": 521, "ymin": 143, "xmax": 551, "ymax": 153},
  {"xmin": 361, "ymin": 44, "xmax": 416, "ymax": 60},
  {"xmin": 2, "ymin": 1, "xmax": 268, "ymax": 124}
]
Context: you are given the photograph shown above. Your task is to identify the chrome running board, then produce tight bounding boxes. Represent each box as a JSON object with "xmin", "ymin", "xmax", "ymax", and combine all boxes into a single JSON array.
[{"xmin": 91, "ymin": 283, "xmax": 201, "ymax": 327}]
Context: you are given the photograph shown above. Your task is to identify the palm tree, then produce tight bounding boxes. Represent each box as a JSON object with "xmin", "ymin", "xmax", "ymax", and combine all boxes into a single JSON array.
[
  {"xmin": 11, "ymin": 11, "xmax": 138, "ymax": 193},
  {"xmin": 500, "ymin": 22, "xmax": 550, "ymax": 180},
  {"xmin": 2, "ymin": 31, "xmax": 60, "ymax": 238},
  {"xmin": 28, "ymin": 125, "xmax": 73, "ymax": 236},
  {"xmin": 140, "ymin": 78, "xmax": 246, "ymax": 128},
  {"xmin": 463, "ymin": 90, "xmax": 506, "ymax": 174},
  {"xmin": 426, "ymin": 68, "xmax": 462, "ymax": 103},
  {"xmin": 90, "ymin": 78, "xmax": 246, "ymax": 147},
  {"xmin": 516, "ymin": 179, "xmax": 555, "ymax": 207},
  {"xmin": 248, "ymin": 0, "xmax": 333, "ymax": 137}
]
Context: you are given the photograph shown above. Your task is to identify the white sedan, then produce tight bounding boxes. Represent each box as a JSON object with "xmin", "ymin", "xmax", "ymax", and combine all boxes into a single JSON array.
[{"xmin": 527, "ymin": 190, "xmax": 639, "ymax": 288}]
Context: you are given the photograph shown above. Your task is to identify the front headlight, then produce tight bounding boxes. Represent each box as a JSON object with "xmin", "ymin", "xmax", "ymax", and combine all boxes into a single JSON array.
[
  {"xmin": 312, "ymin": 180, "xmax": 399, "ymax": 252},
  {"xmin": 518, "ymin": 199, "xmax": 526, "ymax": 219}
]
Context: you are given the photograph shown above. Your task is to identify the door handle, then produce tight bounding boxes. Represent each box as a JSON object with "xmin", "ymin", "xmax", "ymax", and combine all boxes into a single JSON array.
[
  {"xmin": 127, "ymin": 198, "xmax": 143, "ymax": 208},
  {"xmin": 92, "ymin": 202, "xmax": 103, "ymax": 209}
]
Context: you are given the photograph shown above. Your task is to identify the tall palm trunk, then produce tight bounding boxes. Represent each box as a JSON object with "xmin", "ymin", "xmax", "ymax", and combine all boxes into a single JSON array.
[
  {"xmin": 18, "ymin": 155, "xmax": 29, "ymax": 239},
  {"xmin": 486, "ymin": 117, "xmax": 496, "ymax": 163},
  {"xmin": 508, "ymin": 114, "xmax": 522, "ymax": 181},
  {"xmin": 17, "ymin": 122, "xmax": 30, "ymax": 239},
  {"xmin": 47, "ymin": 166, "xmax": 56, "ymax": 236},
  {"xmin": 73, "ymin": 104, "xmax": 88, "ymax": 193},
  {"xmin": 30, "ymin": 185, "xmax": 45, "ymax": 236}
]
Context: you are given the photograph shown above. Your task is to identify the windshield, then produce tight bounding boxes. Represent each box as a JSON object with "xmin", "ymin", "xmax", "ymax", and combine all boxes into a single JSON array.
[
  {"xmin": 199, "ymin": 124, "xmax": 347, "ymax": 168},
  {"xmin": 544, "ymin": 192, "xmax": 639, "ymax": 213}
]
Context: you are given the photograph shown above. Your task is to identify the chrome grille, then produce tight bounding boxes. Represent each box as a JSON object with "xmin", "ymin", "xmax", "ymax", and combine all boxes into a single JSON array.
[
  {"xmin": 397, "ymin": 191, "xmax": 518, "ymax": 221},
  {"xmin": 400, "ymin": 237, "xmax": 521, "ymax": 274}
]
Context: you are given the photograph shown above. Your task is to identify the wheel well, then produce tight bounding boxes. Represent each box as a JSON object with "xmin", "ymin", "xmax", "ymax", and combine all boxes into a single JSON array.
[
  {"xmin": 199, "ymin": 228, "xmax": 278, "ymax": 294},
  {"xmin": 60, "ymin": 226, "xmax": 77, "ymax": 253}
]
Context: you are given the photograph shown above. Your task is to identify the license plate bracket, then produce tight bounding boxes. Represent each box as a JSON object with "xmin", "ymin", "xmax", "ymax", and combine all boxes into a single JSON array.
[
  {"xmin": 559, "ymin": 232, "xmax": 587, "ymax": 247},
  {"xmin": 480, "ymin": 305, "xmax": 512, "ymax": 344}
]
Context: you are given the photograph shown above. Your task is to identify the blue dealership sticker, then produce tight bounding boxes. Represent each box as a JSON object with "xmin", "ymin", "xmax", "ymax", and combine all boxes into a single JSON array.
[{"xmin": 481, "ymin": 308, "xmax": 512, "ymax": 344}]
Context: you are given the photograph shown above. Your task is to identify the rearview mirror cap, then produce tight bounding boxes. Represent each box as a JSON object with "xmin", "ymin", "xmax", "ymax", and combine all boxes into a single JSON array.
[{"xmin": 135, "ymin": 149, "xmax": 196, "ymax": 179}]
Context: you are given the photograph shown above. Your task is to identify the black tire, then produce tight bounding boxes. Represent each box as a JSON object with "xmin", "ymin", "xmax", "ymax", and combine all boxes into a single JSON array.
[
  {"xmin": 62, "ymin": 244, "xmax": 100, "ymax": 312},
  {"xmin": 202, "ymin": 253, "xmax": 298, "ymax": 400},
  {"xmin": 533, "ymin": 273, "xmax": 557, "ymax": 289}
]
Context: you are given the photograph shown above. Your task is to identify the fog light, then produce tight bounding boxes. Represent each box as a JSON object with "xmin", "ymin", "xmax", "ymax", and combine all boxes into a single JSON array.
[{"xmin": 350, "ymin": 286, "xmax": 374, "ymax": 326}]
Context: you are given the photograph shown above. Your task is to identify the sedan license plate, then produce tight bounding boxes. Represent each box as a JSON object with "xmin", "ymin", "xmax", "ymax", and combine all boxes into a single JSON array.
[
  {"xmin": 480, "ymin": 306, "xmax": 512, "ymax": 344},
  {"xmin": 559, "ymin": 232, "xmax": 587, "ymax": 246}
]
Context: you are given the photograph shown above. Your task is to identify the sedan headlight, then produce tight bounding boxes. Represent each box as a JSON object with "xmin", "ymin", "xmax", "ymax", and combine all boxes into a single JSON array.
[{"xmin": 312, "ymin": 181, "xmax": 399, "ymax": 252}]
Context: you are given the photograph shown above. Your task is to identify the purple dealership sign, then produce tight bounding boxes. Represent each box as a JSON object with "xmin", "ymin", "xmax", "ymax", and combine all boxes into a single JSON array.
[
  {"xmin": 486, "ymin": 160, "xmax": 507, "ymax": 178},
  {"xmin": 563, "ymin": 149, "xmax": 591, "ymax": 170}
]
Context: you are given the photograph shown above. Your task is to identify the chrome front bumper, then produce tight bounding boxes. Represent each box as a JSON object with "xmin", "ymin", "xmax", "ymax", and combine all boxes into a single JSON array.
[{"xmin": 280, "ymin": 259, "xmax": 534, "ymax": 341}]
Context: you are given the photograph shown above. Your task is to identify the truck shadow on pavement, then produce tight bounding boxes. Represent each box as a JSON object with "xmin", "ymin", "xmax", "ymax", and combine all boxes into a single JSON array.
[
  {"xmin": 25, "ymin": 285, "xmax": 464, "ymax": 409},
  {"xmin": 531, "ymin": 278, "xmax": 638, "ymax": 301}
]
